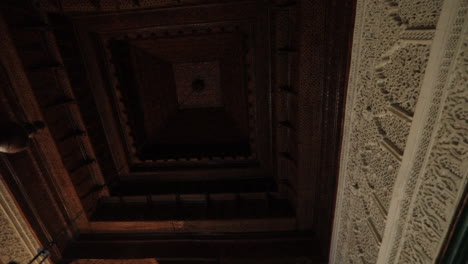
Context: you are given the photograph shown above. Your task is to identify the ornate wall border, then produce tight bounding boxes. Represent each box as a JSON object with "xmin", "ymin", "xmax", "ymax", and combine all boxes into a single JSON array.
[
  {"xmin": 328, "ymin": 0, "xmax": 365, "ymax": 261},
  {"xmin": 331, "ymin": 0, "xmax": 468, "ymax": 263},
  {"xmin": 378, "ymin": 0, "xmax": 468, "ymax": 263},
  {"xmin": 0, "ymin": 178, "xmax": 51, "ymax": 264}
]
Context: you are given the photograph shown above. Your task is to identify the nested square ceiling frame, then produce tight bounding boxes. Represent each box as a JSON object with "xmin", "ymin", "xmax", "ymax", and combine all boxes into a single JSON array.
[
  {"xmin": 51, "ymin": 2, "xmax": 273, "ymax": 182},
  {"xmin": 104, "ymin": 24, "xmax": 253, "ymax": 161}
]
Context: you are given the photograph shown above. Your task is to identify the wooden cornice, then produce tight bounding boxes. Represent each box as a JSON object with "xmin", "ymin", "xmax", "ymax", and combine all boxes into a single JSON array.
[
  {"xmin": 0, "ymin": 11, "xmax": 90, "ymax": 262},
  {"xmin": 293, "ymin": 0, "xmax": 356, "ymax": 258},
  {"xmin": 63, "ymin": 231, "xmax": 322, "ymax": 260}
]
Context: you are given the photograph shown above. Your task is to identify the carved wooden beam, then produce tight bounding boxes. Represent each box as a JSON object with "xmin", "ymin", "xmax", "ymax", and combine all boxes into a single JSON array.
[{"xmin": 62, "ymin": 232, "xmax": 321, "ymax": 260}]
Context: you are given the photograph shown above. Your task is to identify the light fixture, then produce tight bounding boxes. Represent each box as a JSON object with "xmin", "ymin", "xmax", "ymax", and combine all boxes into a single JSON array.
[{"xmin": 0, "ymin": 121, "xmax": 44, "ymax": 154}]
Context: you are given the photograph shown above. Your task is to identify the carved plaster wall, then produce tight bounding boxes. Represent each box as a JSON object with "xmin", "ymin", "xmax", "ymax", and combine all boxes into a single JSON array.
[
  {"xmin": 0, "ymin": 178, "xmax": 50, "ymax": 264},
  {"xmin": 330, "ymin": 0, "xmax": 467, "ymax": 263}
]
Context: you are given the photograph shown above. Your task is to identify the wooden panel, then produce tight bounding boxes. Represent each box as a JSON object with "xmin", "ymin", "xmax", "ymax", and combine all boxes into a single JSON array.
[
  {"xmin": 48, "ymin": 1, "xmax": 273, "ymax": 184},
  {"xmin": 0, "ymin": 11, "xmax": 88, "ymax": 262},
  {"xmin": 109, "ymin": 177, "xmax": 276, "ymax": 195},
  {"xmin": 287, "ymin": 0, "xmax": 356, "ymax": 260},
  {"xmin": 3, "ymin": 4, "xmax": 110, "ymax": 218},
  {"xmin": 85, "ymin": 218, "xmax": 296, "ymax": 233},
  {"xmin": 92, "ymin": 192, "xmax": 292, "ymax": 221},
  {"xmin": 63, "ymin": 232, "xmax": 320, "ymax": 260},
  {"xmin": 158, "ymin": 260, "xmax": 217, "ymax": 264},
  {"xmin": 71, "ymin": 259, "xmax": 159, "ymax": 264},
  {"xmin": 0, "ymin": 1, "xmax": 356, "ymax": 263}
]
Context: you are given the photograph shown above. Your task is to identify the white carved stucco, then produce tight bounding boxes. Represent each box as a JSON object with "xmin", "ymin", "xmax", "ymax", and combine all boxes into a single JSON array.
[
  {"xmin": 0, "ymin": 178, "xmax": 50, "ymax": 264},
  {"xmin": 330, "ymin": 0, "xmax": 467, "ymax": 263}
]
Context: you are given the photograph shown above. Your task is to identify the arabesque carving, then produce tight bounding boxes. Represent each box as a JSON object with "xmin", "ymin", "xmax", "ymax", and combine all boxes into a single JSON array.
[
  {"xmin": 329, "ymin": 0, "xmax": 467, "ymax": 263},
  {"xmin": 0, "ymin": 179, "xmax": 50, "ymax": 264},
  {"xmin": 386, "ymin": 1, "xmax": 468, "ymax": 262}
]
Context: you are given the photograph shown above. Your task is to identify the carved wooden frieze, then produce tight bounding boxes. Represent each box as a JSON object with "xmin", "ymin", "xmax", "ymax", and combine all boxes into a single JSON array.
[
  {"xmin": 71, "ymin": 259, "xmax": 158, "ymax": 264},
  {"xmin": 39, "ymin": 0, "xmax": 252, "ymax": 12}
]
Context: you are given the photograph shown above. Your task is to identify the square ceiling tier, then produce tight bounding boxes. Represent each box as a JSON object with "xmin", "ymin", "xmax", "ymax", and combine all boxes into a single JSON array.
[
  {"xmin": 107, "ymin": 32, "xmax": 251, "ymax": 160},
  {"xmin": 173, "ymin": 61, "xmax": 222, "ymax": 109},
  {"xmin": 50, "ymin": 2, "xmax": 272, "ymax": 176}
]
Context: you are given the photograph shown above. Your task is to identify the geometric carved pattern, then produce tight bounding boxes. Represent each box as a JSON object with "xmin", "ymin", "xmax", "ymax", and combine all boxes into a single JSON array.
[
  {"xmin": 330, "ymin": 0, "xmax": 446, "ymax": 263},
  {"xmin": 331, "ymin": 0, "xmax": 468, "ymax": 263},
  {"xmin": 7, "ymin": 0, "xmax": 465, "ymax": 262},
  {"xmin": 0, "ymin": 179, "xmax": 50, "ymax": 264},
  {"xmin": 387, "ymin": 1, "xmax": 468, "ymax": 263},
  {"xmin": 173, "ymin": 61, "xmax": 222, "ymax": 109}
]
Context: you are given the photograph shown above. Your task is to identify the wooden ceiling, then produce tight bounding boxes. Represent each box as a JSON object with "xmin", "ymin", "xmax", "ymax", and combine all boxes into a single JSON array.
[{"xmin": 0, "ymin": 0, "xmax": 355, "ymax": 263}]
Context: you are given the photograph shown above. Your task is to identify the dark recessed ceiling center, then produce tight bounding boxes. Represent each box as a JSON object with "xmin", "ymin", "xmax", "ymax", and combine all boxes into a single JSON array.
[{"xmin": 192, "ymin": 78, "xmax": 205, "ymax": 92}]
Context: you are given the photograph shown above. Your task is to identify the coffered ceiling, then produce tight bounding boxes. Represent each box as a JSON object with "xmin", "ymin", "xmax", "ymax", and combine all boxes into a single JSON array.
[
  {"xmin": 49, "ymin": 1, "xmax": 272, "ymax": 183},
  {"xmin": 0, "ymin": 0, "xmax": 356, "ymax": 262}
]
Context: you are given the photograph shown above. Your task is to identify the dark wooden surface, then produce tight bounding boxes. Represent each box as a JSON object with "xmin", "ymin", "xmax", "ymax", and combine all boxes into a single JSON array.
[
  {"xmin": 0, "ymin": 0, "xmax": 356, "ymax": 262},
  {"xmin": 63, "ymin": 232, "xmax": 322, "ymax": 260},
  {"xmin": 0, "ymin": 12, "xmax": 86, "ymax": 262},
  {"xmin": 53, "ymin": 1, "xmax": 273, "ymax": 177}
]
